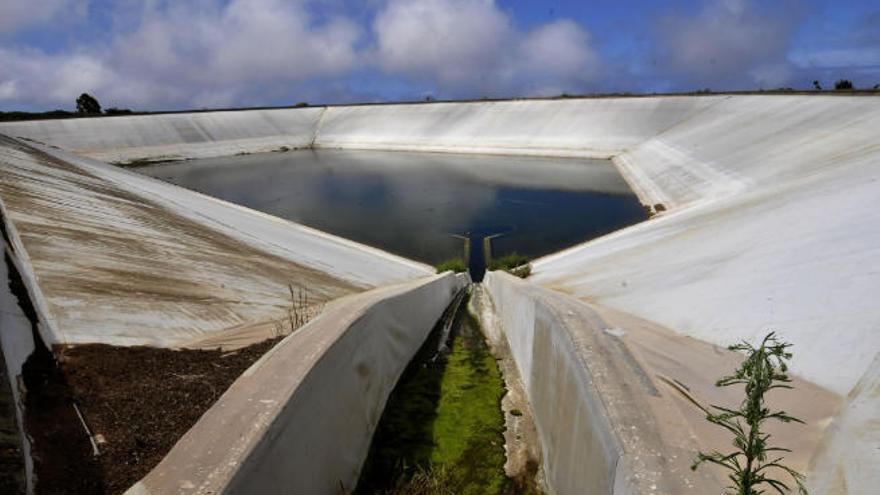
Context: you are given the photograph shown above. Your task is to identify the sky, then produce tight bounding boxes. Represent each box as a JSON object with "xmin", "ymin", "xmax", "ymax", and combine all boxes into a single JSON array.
[{"xmin": 0, "ymin": 0, "xmax": 878, "ymax": 111}]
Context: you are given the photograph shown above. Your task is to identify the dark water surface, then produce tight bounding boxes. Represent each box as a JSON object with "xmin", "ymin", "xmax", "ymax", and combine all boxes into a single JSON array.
[{"xmin": 139, "ymin": 149, "xmax": 645, "ymax": 275}]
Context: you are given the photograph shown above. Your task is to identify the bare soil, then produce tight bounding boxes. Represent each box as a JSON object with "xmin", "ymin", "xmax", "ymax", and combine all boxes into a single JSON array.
[
  {"xmin": 24, "ymin": 339, "xmax": 280, "ymax": 495},
  {"xmin": 0, "ymin": 340, "xmax": 26, "ymax": 495}
]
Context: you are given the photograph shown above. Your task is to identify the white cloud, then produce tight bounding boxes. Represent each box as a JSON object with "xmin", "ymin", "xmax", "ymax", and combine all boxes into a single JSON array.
[
  {"xmin": 0, "ymin": 49, "xmax": 97, "ymax": 104},
  {"xmin": 0, "ymin": 80, "xmax": 18, "ymax": 99},
  {"xmin": 372, "ymin": 0, "xmax": 601, "ymax": 96},
  {"xmin": 516, "ymin": 19, "xmax": 602, "ymax": 94},
  {"xmin": 0, "ymin": 0, "xmax": 604, "ymax": 109},
  {"xmin": 0, "ymin": 0, "xmax": 83, "ymax": 35},
  {"xmin": 0, "ymin": 0, "xmax": 363, "ymax": 109},
  {"xmin": 655, "ymin": 0, "xmax": 795, "ymax": 88},
  {"xmin": 109, "ymin": 0, "xmax": 362, "ymax": 99},
  {"xmin": 373, "ymin": 0, "xmax": 511, "ymax": 89},
  {"xmin": 0, "ymin": 46, "xmax": 162, "ymax": 108}
]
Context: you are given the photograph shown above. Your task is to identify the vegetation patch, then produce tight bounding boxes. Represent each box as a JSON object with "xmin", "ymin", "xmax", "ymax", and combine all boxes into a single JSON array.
[
  {"xmin": 358, "ymin": 296, "xmax": 525, "ymax": 494},
  {"xmin": 488, "ymin": 253, "xmax": 531, "ymax": 278},
  {"xmin": 435, "ymin": 258, "xmax": 467, "ymax": 274}
]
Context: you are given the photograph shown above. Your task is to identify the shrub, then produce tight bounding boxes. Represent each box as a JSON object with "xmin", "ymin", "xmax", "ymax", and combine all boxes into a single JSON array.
[
  {"xmin": 834, "ymin": 79, "xmax": 854, "ymax": 90},
  {"xmin": 435, "ymin": 258, "xmax": 467, "ymax": 274},
  {"xmin": 488, "ymin": 253, "xmax": 531, "ymax": 278},
  {"xmin": 692, "ymin": 332, "xmax": 808, "ymax": 494}
]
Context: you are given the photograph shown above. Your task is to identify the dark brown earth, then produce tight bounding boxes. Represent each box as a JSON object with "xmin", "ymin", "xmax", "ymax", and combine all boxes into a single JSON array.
[
  {"xmin": 22, "ymin": 339, "xmax": 105, "ymax": 494},
  {"xmin": 0, "ymin": 341, "xmax": 26, "ymax": 495},
  {"xmin": 24, "ymin": 339, "xmax": 280, "ymax": 495}
]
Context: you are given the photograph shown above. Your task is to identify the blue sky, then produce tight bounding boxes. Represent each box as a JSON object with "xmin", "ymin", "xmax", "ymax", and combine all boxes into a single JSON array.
[{"xmin": 1, "ymin": 0, "xmax": 878, "ymax": 111}]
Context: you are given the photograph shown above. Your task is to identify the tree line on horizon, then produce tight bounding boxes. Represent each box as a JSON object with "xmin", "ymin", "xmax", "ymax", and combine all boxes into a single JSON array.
[{"xmin": 1, "ymin": 81, "xmax": 879, "ymax": 122}]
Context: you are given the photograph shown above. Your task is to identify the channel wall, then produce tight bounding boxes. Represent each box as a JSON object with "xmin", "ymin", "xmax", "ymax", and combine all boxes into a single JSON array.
[
  {"xmin": 0, "ymin": 225, "xmax": 38, "ymax": 492},
  {"xmin": 482, "ymin": 270, "xmax": 844, "ymax": 495},
  {"xmin": 482, "ymin": 271, "xmax": 633, "ymax": 495},
  {"xmin": 127, "ymin": 272, "xmax": 468, "ymax": 495}
]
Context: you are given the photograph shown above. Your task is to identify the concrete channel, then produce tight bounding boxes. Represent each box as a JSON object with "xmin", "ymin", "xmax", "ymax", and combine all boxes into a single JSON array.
[{"xmin": 0, "ymin": 95, "xmax": 877, "ymax": 494}]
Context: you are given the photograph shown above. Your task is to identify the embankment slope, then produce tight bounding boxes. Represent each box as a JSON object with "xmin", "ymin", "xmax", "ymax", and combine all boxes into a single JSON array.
[{"xmin": 0, "ymin": 136, "xmax": 430, "ymax": 347}]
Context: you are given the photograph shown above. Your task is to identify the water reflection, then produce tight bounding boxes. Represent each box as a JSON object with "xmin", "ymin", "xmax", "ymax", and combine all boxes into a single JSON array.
[{"xmin": 139, "ymin": 149, "xmax": 645, "ymax": 267}]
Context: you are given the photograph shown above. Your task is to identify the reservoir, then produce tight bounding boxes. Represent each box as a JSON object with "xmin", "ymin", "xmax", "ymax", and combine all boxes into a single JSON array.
[{"xmin": 139, "ymin": 149, "xmax": 645, "ymax": 277}]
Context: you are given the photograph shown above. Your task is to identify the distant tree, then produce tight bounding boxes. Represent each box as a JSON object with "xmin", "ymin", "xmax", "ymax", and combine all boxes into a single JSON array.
[
  {"xmin": 812, "ymin": 80, "xmax": 822, "ymax": 90},
  {"xmin": 424, "ymin": 95, "xmax": 435, "ymax": 102},
  {"xmin": 76, "ymin": 93, "xmax": 102, "ymax": 115},
  {"xmin": 873, "ymin": 84, "xmax": 879, "ymax": 90},
  {"xmin": 834, "ymin": 79, "xmax": 854, "ymax": 90},
  {"xmin": 293, "ymin": 102, "xmax": 309, "ymax": 108}
]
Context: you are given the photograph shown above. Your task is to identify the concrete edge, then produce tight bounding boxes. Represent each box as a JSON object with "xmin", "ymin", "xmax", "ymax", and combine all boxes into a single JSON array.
[
  {"xmin": 806, "ymin": 351, "xmax": 880, "ymax": 494},
  {"xmin": 483, "ymin": 271, "xmax": 632, "ymax": 495},
  {"xmin": 312, "ymin": 142, "xmax": 619, "ymax": 160},
  {"xmin": 0, "ymin": 242, "xmax": 37, "ymax": 493},
  {"xmin": 127, "ymin": 272, "xmax": 469, "ymax": 495},
  {"xmin": 0, "ymin": 193, "xmax": 63, "ymax": 346}
]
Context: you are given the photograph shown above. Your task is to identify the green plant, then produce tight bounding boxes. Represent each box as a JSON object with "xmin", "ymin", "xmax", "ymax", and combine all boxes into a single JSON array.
[
  {"xmin": 692, "ymin": 332, "xmax": 808, "ymax": 495},
  {"xmin": 510, "ymin": 264, "xmax": 531, "ymax": 278},
  {"xmin": 487, "ymin": 253, "xmax": 531, "ymax": 278},
  {"xmin": 385, "ymin": 464, "xmax": 461, "ymax": 494},
  {"xmin": 834, "ymin": 79, "xmax": 854, "ymax": 90},
  {"xmin": 435, "ymin": 258, "xmax": 467, "ymax": 274}
]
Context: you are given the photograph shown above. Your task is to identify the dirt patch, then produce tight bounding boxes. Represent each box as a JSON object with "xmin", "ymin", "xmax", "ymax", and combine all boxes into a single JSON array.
[
  {"xmin": 0, "ymin": 339, "xmax": 26, "ymax": 495},
  {"xmin": 24, "ymin": 339, "xmax": 280, "ymax": 495},
  {"xmin": 22, "ymin": 339, "xmax": 104, "ymax": 494}
]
